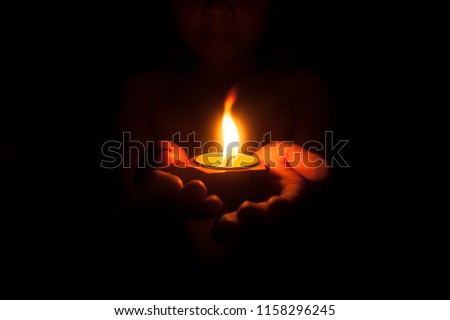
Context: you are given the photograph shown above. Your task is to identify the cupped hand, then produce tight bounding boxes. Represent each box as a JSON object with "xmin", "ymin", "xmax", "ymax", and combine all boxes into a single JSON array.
[
  {"xmin": 134, "ymin": 141, "xmax": 223, "ymax": 221},
  {"xmin": 214, "ymin": 142, "xmax": 329, "ymax": 241}
]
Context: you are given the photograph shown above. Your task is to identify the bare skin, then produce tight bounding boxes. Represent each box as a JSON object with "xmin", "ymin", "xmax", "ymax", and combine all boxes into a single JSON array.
[
  {"xmin": 117, "ymin": 0, "xmax": 332, "ymax": 246},
  {"xmin": 119, "ymin": 68, "xmax": 331, "ymax": 232}
]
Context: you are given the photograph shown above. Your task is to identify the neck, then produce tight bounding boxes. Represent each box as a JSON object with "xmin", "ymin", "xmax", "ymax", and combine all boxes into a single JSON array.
[{"xmin": 192, "ymin": 60, "xmax": 257, "ymax": 82}]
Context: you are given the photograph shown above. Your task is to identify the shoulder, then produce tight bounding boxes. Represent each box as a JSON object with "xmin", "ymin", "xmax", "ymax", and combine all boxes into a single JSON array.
[
  {"xmin": 248, "ymin": 68, "xmax": 327, "ymax": 97},
  {"xmin": 122, "ymin": 70, "xmax": 182, "ymax": 99},
  {"xmin": 118, "ymin": 71, "xmax": 182, "ymax": 130},
  {"xmin": 277, "ymin": 69, "xmax": 330, "ymax": 111},
  {"xmin": 265, "ymin": 69, "xmax": 332, "ymax": 133},
  {"xmin": 276, "ymin": 69, "xmax": 328, "ymax": 92}
]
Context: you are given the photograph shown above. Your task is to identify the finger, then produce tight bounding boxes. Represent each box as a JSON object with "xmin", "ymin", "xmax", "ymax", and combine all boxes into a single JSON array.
[
  {"xmin": 156, "ymin": 141, "xmax": 188, "ymax": 161},
  {"xmin": 180, "ymin": 180, "xmax": 208, "ymax": 204},
  {"xmin": 254, "ymin": 142, "xmax": 282, "ymax": 167},
  {"xmin": 181, "ymin": 180, "xmax": 224, "ymax": 220},
  {"xmin": 267, "ymin": 195, "xmax": 295, "ymax": 221},
  {"xmin": 236, "ymin": 201, "xmax": 269, "ymax": 226},
  {"xmin": 278, "ymin": 171, "xmax": 308, "ymax": 203},
  {"xmin": 255, "ymin": 142, "xmax": 329, "ymax": 181},
  {"xmin": 187, "ymin": 195, "xmax": 223, "ymax": 221},
  {"xmin": 155, "ymin": 149, "xmax": 188, "ymax": 168},
  {"xmin": 201, "ymin": 194, "xmax": 224, "ymax": 216},
  {"xmin": 136, "ymin": 170, "xmax": 183, "ymax": 200},
  {"xmin": 153, "ymin": 141, "xmax": 189, "ymax": 169},
  {"xmin": 153, "ymin": 150, "xmax": 172, "ymax": 169},
  {"xmin": 284, "ymin": 144, "xmax": 330, "ymax": 182},
  {"xmin": 213, "ymin": 211, "xmax": 242, "ymax": 243}
]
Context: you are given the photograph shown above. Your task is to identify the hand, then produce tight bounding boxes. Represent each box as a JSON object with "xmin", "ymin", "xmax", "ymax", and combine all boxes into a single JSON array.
[
  {"xmin": 214, "ymin": 142, "xmax": 329, "ymax": 241},
  {"xmin": 134, "ymin": 141, "xmax": 223, "ymax": 221}
]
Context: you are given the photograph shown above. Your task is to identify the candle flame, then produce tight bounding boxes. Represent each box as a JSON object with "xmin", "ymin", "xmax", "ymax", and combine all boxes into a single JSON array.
[{"xmin": 222, "ymin": 87, "xmax": 239, "ymax": 166}]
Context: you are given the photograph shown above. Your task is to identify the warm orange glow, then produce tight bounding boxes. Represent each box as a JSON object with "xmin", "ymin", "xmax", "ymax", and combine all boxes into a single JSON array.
[
  {"xmin": 222, "ymin": 87, "xmax": 239, "ymax": 166},
  {"xmin": 192, "ymin": 86, "xmax": 259, "ymax": 169}
]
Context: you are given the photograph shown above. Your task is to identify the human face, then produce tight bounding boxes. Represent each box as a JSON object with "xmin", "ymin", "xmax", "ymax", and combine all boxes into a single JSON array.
[{"xmin": 172, "ymin": 0, "xmax": 271, "ymax": 64}]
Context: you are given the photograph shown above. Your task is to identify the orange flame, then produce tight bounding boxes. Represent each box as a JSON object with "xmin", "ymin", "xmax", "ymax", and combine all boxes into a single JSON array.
[
  {"xmin": 222, "ymin": 87, "xmax": 239, "ymax": 166},
  {"xmin": 224, "ymin": 87, "xmax": 238, "ymax": 115}
]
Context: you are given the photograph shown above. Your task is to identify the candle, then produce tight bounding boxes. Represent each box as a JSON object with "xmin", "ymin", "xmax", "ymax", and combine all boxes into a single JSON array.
[{"xmin": 170, "ymin": 88, "xmax": 269, "ymax": 211}]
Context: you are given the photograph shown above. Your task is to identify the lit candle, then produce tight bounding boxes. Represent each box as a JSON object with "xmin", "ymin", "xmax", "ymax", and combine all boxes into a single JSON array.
[{"xmin": 170, "ymin": 87, "xmax": 269, "ymax": 210}]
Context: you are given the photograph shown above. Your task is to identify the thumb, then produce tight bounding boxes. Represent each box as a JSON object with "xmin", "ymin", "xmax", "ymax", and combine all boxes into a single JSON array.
[{"xmin": 153, "ymin": 141, "xmax": 188, "ymax": 169}]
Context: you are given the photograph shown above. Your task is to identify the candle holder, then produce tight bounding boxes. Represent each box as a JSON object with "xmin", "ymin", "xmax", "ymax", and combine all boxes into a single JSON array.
[{"xmin": 170, "ymin": 152, "xmax": 269, "ymax": 211}]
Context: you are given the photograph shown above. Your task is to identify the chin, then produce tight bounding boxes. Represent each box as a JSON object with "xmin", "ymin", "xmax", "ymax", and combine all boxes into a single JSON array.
[{"xmin": 198, "ymin": 50, "xmax": 245, "ymax": 65}]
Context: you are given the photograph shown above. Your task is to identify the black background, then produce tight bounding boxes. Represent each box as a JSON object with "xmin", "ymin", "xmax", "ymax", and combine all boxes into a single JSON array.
[{"xmin": 2, "ymin": 1, "xmax": 448, "ymax": 299}]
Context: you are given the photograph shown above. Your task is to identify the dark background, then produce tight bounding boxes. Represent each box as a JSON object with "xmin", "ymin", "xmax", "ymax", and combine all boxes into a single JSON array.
[{"xmin": 2, "ymin": 1, "xmax": 448, "ymax": 298}]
